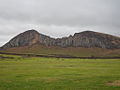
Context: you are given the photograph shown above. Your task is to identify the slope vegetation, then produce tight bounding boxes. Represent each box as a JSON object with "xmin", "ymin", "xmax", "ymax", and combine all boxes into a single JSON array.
[{"xmin": 2, "ymin": 44, "xmax": 120, "ymax": 57}]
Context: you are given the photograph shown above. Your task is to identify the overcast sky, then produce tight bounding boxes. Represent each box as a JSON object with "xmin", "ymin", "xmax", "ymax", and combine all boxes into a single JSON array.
[{"xmin": 0, "ymin": 0, "xmax": 120, "ymax": 46}]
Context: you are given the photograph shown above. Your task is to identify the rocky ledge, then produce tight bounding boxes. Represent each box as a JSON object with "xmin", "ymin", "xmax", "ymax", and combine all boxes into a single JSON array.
[{"xmin": 2, "ymin": 30, "xmax": 120, "ymax": 49}]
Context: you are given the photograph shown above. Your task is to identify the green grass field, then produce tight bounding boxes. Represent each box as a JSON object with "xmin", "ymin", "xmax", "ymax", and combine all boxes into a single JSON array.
[{"xmin": 0, "ymin": 55, "xmax": 120, "ymax": 90}]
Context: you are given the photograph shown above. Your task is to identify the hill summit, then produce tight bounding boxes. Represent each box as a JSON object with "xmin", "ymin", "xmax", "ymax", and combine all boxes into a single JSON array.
[{"xmin": 2, "ymin": 29, "xmax": 120, "ymax": 49}]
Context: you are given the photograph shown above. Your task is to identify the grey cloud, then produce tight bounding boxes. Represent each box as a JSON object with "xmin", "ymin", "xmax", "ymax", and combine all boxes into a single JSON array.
[
  {"xmin": 0, "ymin": 0, "xmax": 120, "ymax": 46},
  {"xmin": 0, "ymin": 0, "xmax": 120, "ymax": 26}
]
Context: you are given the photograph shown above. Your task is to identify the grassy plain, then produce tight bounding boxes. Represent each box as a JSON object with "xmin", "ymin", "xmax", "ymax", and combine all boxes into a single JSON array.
[{"xmin": 0, "ymin": 54, "xmax": 120, "ymax": 90}]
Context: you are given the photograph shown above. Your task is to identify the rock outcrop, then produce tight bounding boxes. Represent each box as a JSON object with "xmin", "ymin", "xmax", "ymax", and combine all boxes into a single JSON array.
[{"xmin": 2, "ymin": 30, "xmax": 120, "ymax": 49}]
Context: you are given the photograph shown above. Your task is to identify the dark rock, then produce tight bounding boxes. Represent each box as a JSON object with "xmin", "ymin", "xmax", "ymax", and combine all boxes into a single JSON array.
[{"xmin": 2, "ymin": 30, "xmax": 120, "ymax": 49}]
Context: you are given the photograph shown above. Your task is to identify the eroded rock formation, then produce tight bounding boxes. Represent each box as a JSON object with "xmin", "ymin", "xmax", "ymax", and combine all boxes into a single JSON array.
[{"xmin": 2, "ymin": 30, "xmax": 120, "ymax": 49}]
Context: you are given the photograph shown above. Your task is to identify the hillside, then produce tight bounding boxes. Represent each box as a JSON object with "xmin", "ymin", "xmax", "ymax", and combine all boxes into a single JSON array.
[
  {"xmin": 2, "ymin": 30, "xmax": 120, "ymax": 49},
  {"xmin": 1, "ymin": 44, "xmax": 120, "ymax": 57},
  {"xmin": 1, "ymin": 30, "xmax": 120, "ymax": 57}
]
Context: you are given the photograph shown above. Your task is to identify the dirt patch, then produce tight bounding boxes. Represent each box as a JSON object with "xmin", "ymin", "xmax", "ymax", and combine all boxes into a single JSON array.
[{"xmin": 107, "ymin": 80, "xmax": 120, "ymax": 86}]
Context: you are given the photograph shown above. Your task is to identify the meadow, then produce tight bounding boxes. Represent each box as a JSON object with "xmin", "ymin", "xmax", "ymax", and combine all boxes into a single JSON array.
[{"xmin": 0, "ymin": 54, "xmax": 120, "ymax": 90}]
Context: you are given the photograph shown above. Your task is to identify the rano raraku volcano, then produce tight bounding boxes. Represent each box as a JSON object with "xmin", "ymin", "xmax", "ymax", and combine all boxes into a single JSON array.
[{"xmin": 2, "ymin": 30, "xmax": 120, "ymax": 49}]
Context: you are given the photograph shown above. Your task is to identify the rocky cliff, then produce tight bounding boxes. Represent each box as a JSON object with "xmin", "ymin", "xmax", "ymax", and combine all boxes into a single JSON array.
[{"xmin": 2, "ymin": 30, "xmax": 120, "ymax": 49}]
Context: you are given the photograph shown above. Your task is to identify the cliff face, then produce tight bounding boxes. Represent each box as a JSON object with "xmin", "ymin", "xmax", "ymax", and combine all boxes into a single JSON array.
[
  {"xmin": 72, "ymin": 31, "xmax": 120, "ymax": 48},
  {"xmin": 2, "ymin": 30, "xmax": 40, "ymax": 48},
  {"xmin": 2, "ymin": 30, "xmax": 120, "ymax": 49}
]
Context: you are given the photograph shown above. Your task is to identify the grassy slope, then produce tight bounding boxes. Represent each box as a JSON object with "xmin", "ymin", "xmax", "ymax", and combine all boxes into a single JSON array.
[
  {"xmin": 0, "ymin": 55, "xmax": 120, "ymax": 90},
  {"xmin": 2, "ymin": 44, "xmax": 120, "ymax": 57}
]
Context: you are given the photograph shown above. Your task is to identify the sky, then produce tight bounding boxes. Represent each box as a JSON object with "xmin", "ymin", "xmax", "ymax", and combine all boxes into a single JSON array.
[{"xmin": 0, "ymin": 0, "xmax": 120, "ymax": 46}]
